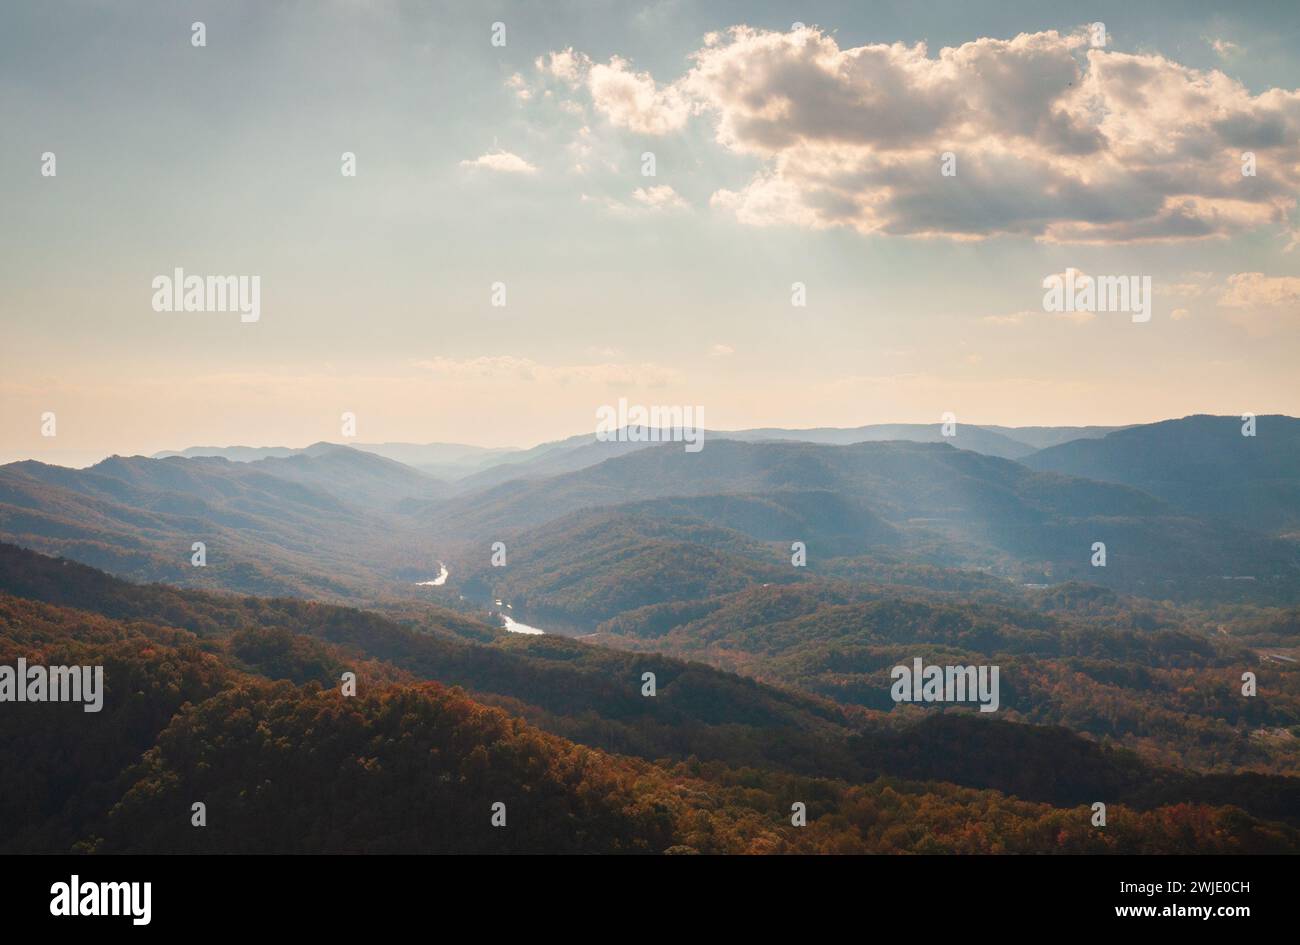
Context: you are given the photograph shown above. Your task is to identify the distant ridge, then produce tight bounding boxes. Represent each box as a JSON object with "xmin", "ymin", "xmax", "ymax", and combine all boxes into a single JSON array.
[
  {"xmin": 1024, "ymin": 414, "xmax": 1300, "ymax": 533},
  {"xmin": 148, "ymin": 422, "xmax": 1134, "ymax": 487}
]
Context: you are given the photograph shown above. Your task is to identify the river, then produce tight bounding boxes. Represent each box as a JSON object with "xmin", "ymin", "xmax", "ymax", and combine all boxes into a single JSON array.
[
  {"xmin": 414, "ymin": 562, "xmax": 449, "ymax": 587},
  {"xmin": 417, "ymin": 565, "xmax": 545, "ymax": 634},
  {"xmin": 500, "ymin": 613, "xmax": 545, "ymax": 635}
]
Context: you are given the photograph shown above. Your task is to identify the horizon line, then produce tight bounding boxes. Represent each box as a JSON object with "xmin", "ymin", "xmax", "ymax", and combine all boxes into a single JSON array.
[{"xmin": 3, "ymin": 412, "xmax": 1291, "ymax": 471}]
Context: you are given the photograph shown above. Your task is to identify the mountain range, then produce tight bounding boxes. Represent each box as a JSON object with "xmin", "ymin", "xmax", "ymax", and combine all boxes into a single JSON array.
[
  {"xmin": 2, "ymin": 415, "xmax": 1295, "ymax": 609},
  {"xmin": 3, "ymin": 414, "xmax": 1298, "ymax": 853}
]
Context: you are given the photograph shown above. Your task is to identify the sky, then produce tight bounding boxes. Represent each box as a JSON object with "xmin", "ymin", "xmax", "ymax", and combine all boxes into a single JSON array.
[{"xmin": 2, "ymin": 0, "xmax": 1299, "ymax": 465}]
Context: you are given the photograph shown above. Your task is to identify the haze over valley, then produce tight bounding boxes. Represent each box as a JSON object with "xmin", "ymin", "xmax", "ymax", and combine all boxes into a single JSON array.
[{"xmin": 4, "ymin": 2, "xmax": 1299, "ymax": 865}]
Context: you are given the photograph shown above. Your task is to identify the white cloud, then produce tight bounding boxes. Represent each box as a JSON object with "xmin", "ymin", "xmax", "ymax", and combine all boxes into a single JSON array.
[
  {"xmin": 631, "ymin": 185, "xmax": 689, "ymax": 211},
  {"xmin": 1219, "ymin": 272, "xmax": 1300, "ymax": 307},
  {"xmin": 505, "ymin": 73, "xmax": 532, "ymax": 102},
  {"xmin": 536, "ymin": 48, "xmax": 590, "ymax": 87},
  {"xmin": 459, "ymin": 150, "xmax": 538, "ymax": 175},
  {"xmin": 540, "ymin": 26, "xmax": 1300, "ymax": 244},
  {"xmin": 588, "ymin": 56, "xmax": 692, "ymax": 134},
  {"xmin": 534, "ymin": 47, "xmax": 692, "ymax": 135},
  {"xmin": 1217, "ymin": 272, "xmax": 1300, "ymax": 333},
  {"xmin": 586, "ymin": 185, "xmax": 690, "ymax": 216}
]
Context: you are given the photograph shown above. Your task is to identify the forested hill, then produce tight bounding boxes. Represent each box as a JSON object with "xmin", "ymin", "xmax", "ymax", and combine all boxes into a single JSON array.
[{"xmin": 2, "ymin": 542, "xmax": 1299, "ymax": 853}]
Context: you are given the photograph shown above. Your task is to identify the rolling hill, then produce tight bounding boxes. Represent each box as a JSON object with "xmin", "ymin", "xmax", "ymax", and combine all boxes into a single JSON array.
[
  {"xmin": 0, "ymin": 450, "xmax": 425, "ymax": 600},
  {"xmin": 425, "ymin": 422, "xmax": 1127, "ymax": 492},
  {"xmin": 3, "ymin": 542, "xmax": 1297, "ymax": 853},
  {"xmin": 1024, "ymin": 415, "xmax": 1300, "ymax": 535},
  {"xmin": 427, "ymin": 439, "xmax": 1300, "ymax": 600}
]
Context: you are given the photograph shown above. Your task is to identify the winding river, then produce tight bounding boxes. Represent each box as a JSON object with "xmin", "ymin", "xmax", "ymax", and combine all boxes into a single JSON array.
[
  {"xmin": 415, "ymin": 564, "xmax": 546, "ymax": 634},
  {"xmin": 414, "ymin": 562, "xmax": 449, "ymax": 587},
  {"xmin": 500, "ymin": 613, "xmax": 545, "ymax": 635}
]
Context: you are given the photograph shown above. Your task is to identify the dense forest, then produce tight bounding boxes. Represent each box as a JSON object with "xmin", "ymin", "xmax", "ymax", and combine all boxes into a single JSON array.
[
  {"xmin": 2, "ymin": 543, "xmax": 1298, "ymax": 854},
  {"xmin": 595, "ymin": 583, "xmax": 1300, "ymax": 774},
  {"xmin": 3, "ymin": 417, "xmax": 1299, "ymax": 854}
]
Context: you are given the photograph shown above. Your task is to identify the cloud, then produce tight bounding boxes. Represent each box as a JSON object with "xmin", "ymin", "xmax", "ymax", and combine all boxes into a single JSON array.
[
  {"xmin": 566, "ymin": 125, "xmax": 623, "ymax": 175},
  {"xmin": 536, "ymin": 48, "xmax": 590, "ymax": 87},
  {"xmin": 1210, "ymin": 38, "xmax": 1240, "ymax": 58},
  {"xmin": 1219, "ymin": 272, "xmax": 1300, "ymax": 307},
  {"xmin": 540, "ymin": 26, "xmax": 1300, "ymax": 243},
  {"xmin": 586, "ymin": 184, "xmax": 690, "ymax": 216},
  {"xmin": 1217, "ymin": 272, "xmax": 1300, "ymax": 333},
  {"xmin": 588, "ymin": 56, "xmax": 692, "ymax": 134},
  {"xmin": 505, "ymin": 73, "xmax": 532, "ymax": 102},
  {"xmin": 459, "ymin": 150, "xmax": 538, "ymax": 174},
  {"xmin": 709, "ymin": 343, "xmax": 735, "ymax": 357},
  {"xmin": 533, "ymin": 47, "xmax": 691, "ymax": 134},
  {"xmin": 631, "ymin": 185, "xmax": 689, "ymax": 210}
]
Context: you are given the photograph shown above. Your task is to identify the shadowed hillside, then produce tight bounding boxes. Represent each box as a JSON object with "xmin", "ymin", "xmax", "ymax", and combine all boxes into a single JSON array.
[{"xmin": 1025, "ymin": 415, "xmax": 1300, "ymax": 535}]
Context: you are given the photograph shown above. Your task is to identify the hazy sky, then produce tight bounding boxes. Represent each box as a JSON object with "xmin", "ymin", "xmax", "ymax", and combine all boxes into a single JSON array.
[{"xmin": 2, "ymin": 0, "xmax": 1299, "ymax": 465}]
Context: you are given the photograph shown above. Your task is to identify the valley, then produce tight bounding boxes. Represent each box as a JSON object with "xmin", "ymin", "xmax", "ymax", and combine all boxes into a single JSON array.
[{"xmin": 2, "ymin": 415, "xmax": 1298, "ymax": 853}]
